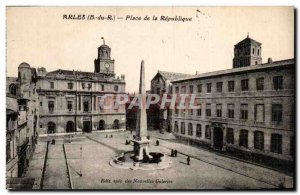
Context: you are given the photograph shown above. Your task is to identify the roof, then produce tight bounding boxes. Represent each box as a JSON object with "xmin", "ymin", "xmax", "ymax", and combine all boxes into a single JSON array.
[
  {"xmin": 172, "ymin": 59, "xmax": 295, "ymax": 83},
  {"xmin": 157, "ymin": 70, "xmax": 192, "ymax": 81},
  {"xmin": 18, "ymin": 62, "xmax": 30, "ymax": 68},
  {"xmin": 45, "ymin": 69, "xmax": 124, "ymax": 83},
  {"xmin": 99, "ymin": 44, "xmax": 110, "ymax": 49},
  {"xmin": 235, "ymin": 36, "xmax": 261, "ymax": 46}
]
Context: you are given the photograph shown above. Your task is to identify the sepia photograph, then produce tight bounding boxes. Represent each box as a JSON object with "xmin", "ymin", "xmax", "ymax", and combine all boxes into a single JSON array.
[{"xmin": 5, "ymin": 6, "xmax": 295, "ymax": 190}]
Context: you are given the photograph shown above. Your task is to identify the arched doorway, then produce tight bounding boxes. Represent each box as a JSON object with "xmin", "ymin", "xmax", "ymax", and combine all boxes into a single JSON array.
[
  {"xmin": 47, "ymin": 122, "xmax": 56, "ymax": 134},
  {"xmin": 99, "ymin": 120, "xmax": 105, "ymax": 130},
  {"xmin": 66, "ymin": 121, "xmax": 75, "ymax": 133},
  {"xmin": 213, "ymin": 127, "xmax": 223, "ymax": 150},
  {"xmin": 113, "ymin": 119, "xmax": 120, "ymax": 129}
]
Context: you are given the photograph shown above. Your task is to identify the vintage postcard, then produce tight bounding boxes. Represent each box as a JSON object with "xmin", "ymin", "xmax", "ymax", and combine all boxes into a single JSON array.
[{"xmin": 6, "ymin": 6, "xmax": 295, "ymax": 190}]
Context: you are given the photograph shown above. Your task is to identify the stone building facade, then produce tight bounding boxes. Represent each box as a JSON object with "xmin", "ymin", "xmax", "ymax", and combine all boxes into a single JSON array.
[
  {"xmin": 36, "ymin": 41, "xmax": 126, "ymax": 134},
  {"xmin": 6, "ymin": 64, "xmax": 39, "ymax": 179},
  {"xmin": 149, "ymin": 71, "xmax": 191, "ymax": 131},
  {"xmin": 171, "ymin": 36, "xmax": 295, "ymax": 165}
]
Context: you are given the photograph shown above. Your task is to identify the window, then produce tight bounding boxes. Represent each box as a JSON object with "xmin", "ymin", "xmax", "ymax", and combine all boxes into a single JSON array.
[
  {"xmin": 255, "ymin": 104, "xmax": 265, "ymax": 122},
  {"xmin": 40, "ymin": 102, "xmax": 43, "ymax": 106},
  {"xmin": 181, "ymin": 86, "xmax": 186, "ymax": 94},
  {"xmin": 272, "ymin": 104, "xmax": 282, "ymax": 122},
  {"xmin": 48, "ymin": 101, "xmax": 54, "ymax": 113},
  {"xmin": 84, "ymin": 100, "xmax": 89, "ymax": 112},
  {"xmin": 273, "ymin": 76, "xmax": 283, "ymax": 90},
  {"xmin": 68, "ymin": 82, "xmax": 74, "ymax": 89},
  {"xmin": 188, "ymin": 123, "xmax": 193, "ymax": 136},
  {"xmin": 78, "ymin": 96, "xmax": 81, "ymax": 111},
  {"xmin": 290, "ymin": 136, "xmax": 295, "ymax": 156},
  {"xmin": 197, "ymin": 104, "xmax": 201, "ymax": 116},
  {"xmin": 226, "ymin": 128, "xmax": 234, "ymax": 144},
  {"xmin": 175, "ymin": 107, "xmax": 179, "ymax": 115},
  {"xmin": 228, "ymin": 80, "xmax": 235, "ymax": 92},
  {"xmin": 256, "ymin": 78, "xmax": 264, "ymax": 91},
  {"xmin": 50, "ymin": 82, "xmax": 54, "ymax": 89},
  {"xmin": 205, "ymin": 125, "xmax": 211, "ymax": 139},
  {"xmin": 174, "ymin": 121, "xmax": 178, "ymax": 133},
  {"xmin": 196, "ymin": 124, "xmax": 202, "ymax": 137},
  {"xmin": 181, "ymin": 122, "xmax": 185, "ymax": 135},
  {"xmin": 239, "ymin": 130, "xmax": 248, "ymax": 148},
  {"xmin": 9, "ymin": 84, "xmax": 17, "ymax": 96},
  {"xmin": 240, "ymin": 104, "xmax": 248, "ymax": 120},
  {"xmin": 216, "ymin": 82, "xmax": 223, "ymax": 92},
  {"xmin": 188, "ymin": 109, "xmax": 193, "ymax": 116},
  {"xmin": 227, "ymin": 104, "xmax": 234, "ymax": 119},
  {"xmin": 271, "ymin": 134, "xmax": 282, "ymax": 154},
  {"xmin": 216, "ymin": 104, "xmax": 222, "ymax": 117},
  {"xmin": 189, "ymin": 85, "xmax": 194, "ymax": 93},
  {"xmin": 257, "ymin": 49, "xmax": 260, "ymax": 56},
  {"xmin": 175, "ymin": 87, "xmax": 179, "ymax": 93},
  {"xmin": 254, "ymin": 131, "xmax": 264, "ymax": 150},
  {"xmin": 252, "ymin": 48, "xmax": 255, "ymax": 55},
  {"xmin": 241, "ymin": 79, "xmax": 249, "ymax": 91},
  {"xmin": 181, "ymin": 109, "xmax": 186, "ymax": 117},
  {"xmin": 197, "ymin": 84, "xmax": 202, "ymax": 93},
  {"xmin": 206, "ymin": 83, "xmax": 212, "ymax": 93},
  {"xmin": 67, "ymin": 101, "xmax": 73, "ymax": 111},
  {"xmin": 114, "ymin": 85, "xmax": 119, "ymax": 92},
  {"xmin": 101, "ymin": 85, "xmax": 105, "ymax": 91},
  {"xmin": 206, "ymin": 104, "xmax": 211, "ymax": 117}
]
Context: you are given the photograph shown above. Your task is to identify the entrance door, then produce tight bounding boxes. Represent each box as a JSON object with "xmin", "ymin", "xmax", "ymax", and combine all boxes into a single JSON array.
[
  {"xmin": 99, "ymin": 120, "xmax": 105, "ymax": 130},
  {"xmin": 213, "ymin": 127, "xmax": 223, "ymax": 150},
  {"xmin": 83, "ymin": 121, "xmax": 91, "ymax": 133}
]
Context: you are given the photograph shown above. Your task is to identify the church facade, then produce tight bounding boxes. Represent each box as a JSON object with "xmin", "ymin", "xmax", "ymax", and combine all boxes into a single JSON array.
[{"xmin": 171, "ymin": 36, "xmax": 295, "ymax": 166}]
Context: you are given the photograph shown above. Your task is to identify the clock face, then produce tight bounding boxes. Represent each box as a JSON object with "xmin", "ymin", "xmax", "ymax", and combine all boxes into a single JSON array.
[{"xmin": 105, "ymin": 63, "xmax": 110, "ymax": 69}]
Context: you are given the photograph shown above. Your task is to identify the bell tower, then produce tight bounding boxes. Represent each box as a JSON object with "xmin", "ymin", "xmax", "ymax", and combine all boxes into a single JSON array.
[
  {"xmin": 233, "ymin": 34, "xmax": 262, "ymax": 68},
  {"xmin": 94, "ymin": 37, "xmax": 115, "ymax": 76}
]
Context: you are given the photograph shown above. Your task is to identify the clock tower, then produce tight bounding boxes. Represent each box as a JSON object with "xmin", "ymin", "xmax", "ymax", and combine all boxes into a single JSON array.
[{"xmin": 94, "ymin": 38, "xmax": 115, "ymax": 76}]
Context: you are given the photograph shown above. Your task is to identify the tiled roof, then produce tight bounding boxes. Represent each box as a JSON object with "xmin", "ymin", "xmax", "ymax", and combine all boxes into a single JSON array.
[
  {"xmin": 235, "ymin": 36, "xmax": 261, "ymax": 46},
  {"xmin": 173, "ymin": 59, "xmax": 295, "ymax": 83},
  {"xmin": 158, "ymin": 70, "xmax": 192, "ymax": 81},
  {"xmin": 46, "ymin": 69, "xmax": 106, "ymax": 79}
]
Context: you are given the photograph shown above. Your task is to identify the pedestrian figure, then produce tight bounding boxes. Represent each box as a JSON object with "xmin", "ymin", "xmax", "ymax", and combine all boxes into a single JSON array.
[
  {"xmin": 174, "ymin": 150, "xmax": 178, "ymax": 157},
  {"xmin": 156, "ymin": 140, "xmax": 159, "ymax": 146},
  {"xmin": 171, "ymin": 149, "xmax": 174, "ymax": 157},
  {"xmin": 187, "ymin": 156, "xmax": 190, "ymax": 165},
  {"xmin": 51, "ymin": 139, "xmax": 55, "ymax": 145},
  {"xmin": 130, "ymin": 129, "xmax": 133, "ymax": 134},
  {"xmin": 110, "ymin": 134, "xmax": 113, "ymax": 138}
]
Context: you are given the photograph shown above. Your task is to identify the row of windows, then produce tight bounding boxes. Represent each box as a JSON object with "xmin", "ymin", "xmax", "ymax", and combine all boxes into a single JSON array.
[
  {"xmin": 173, "ymin": 122, "xmax": 294, "ymax": 155},
  {"xmin": 174, "ymin": 103, "xmax": 283, "ymax": 122},
  {"xmin": 49, "ymin": 82, "xmax": 119, "ymax": 92},
  {"xmin": 45, "ymin": 100, "xmax": 120, "ymax": 113},
  {"xmin": 174, "ymin": 76, "xmax": 283, "ymax": 94}
]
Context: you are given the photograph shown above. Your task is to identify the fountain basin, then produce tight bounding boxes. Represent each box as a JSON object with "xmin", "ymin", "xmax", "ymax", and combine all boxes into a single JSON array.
[{"xmin": 109, "ymin": 151, "xmax": 172, "ymax": 170}]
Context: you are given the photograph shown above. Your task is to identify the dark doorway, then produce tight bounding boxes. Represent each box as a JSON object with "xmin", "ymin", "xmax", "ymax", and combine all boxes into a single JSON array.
[
  {"xmin": 66, "ymin": 121, "xmax": 75, "ymax": 132},
  {"xmin": 47, "ymin": 122, "xmax": 56, "ymax": 134},
  {"xmin": 213, "ymin": 127, "xmax": 223, "ymax": 150},
  {"xmin": 83, "ymin": 121, "xmax": 91, "ymax": 133},
  {"xmin": 99, "ymin": 120, "xmax": 105, "ymax": 130},
  {"xmin": 113, "ymin": 119, "xmax": 120, "ymax": 129}
]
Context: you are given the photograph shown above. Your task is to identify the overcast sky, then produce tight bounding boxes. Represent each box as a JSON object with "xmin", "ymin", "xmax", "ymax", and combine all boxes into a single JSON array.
[{"xmin": 6, "ymin": 7, "xmax": 294, "ymax": 92}]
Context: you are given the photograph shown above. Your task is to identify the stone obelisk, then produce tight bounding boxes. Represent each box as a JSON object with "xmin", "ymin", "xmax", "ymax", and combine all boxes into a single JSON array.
[{"xmin": 133, "ymin": 60, "xmax": 152, "ymax": 161}]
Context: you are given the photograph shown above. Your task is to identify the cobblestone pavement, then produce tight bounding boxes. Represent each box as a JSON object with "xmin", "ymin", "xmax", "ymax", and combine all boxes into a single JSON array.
[{"xmin": 25, "ymin": 130, "xmax": 293, "ymax": 189}]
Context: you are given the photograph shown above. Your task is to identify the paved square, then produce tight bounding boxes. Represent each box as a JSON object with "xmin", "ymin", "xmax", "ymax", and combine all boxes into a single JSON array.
[{"xmin": 35, "ymin": 131, "xmax": 288, "ymax": 189}]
